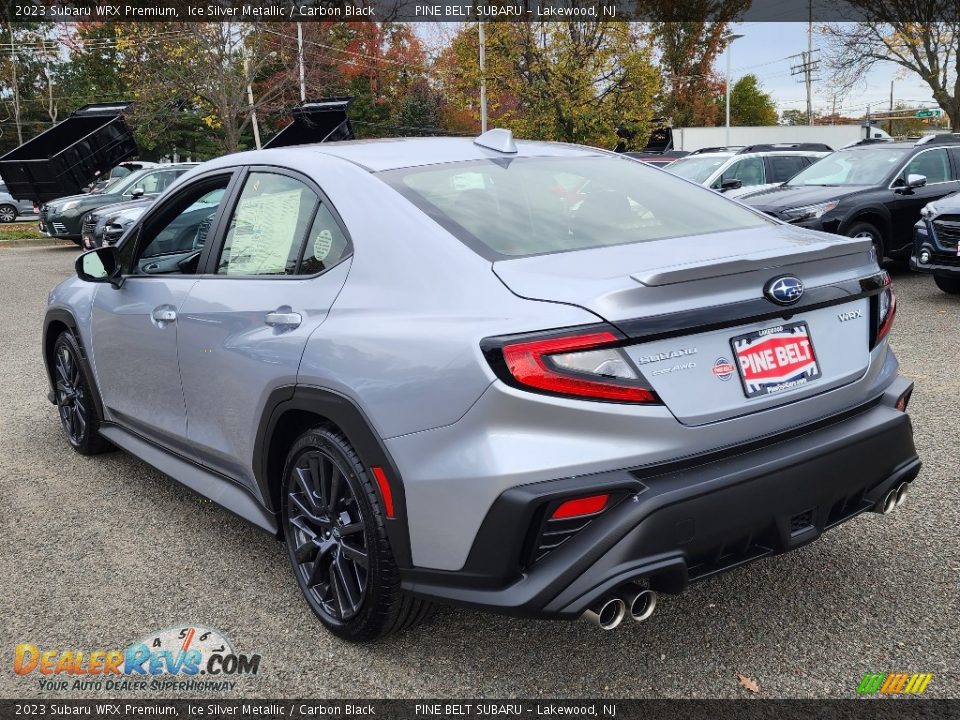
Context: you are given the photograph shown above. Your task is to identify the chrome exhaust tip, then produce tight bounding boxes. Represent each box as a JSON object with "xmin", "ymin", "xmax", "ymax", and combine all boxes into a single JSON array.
[
  {"xmin": 581, "ymin": 597, "xmax": 627, "ymax": 630},
  {"xmin": 881, "ymin": 487, "xmax": 898, "ymax": 514},
  {"xmin": 895, "ymin": 482, "xmax": 909, "ymax": 508},
  {"xmin": 627, "ymin": 589, "xmax": 658, "ymax": 622}
]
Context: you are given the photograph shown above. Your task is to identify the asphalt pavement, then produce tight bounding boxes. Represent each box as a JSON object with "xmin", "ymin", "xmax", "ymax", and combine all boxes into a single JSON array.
[{"xmin": 1, "ymin": 243, "xmax": 957, "ymax": 699}]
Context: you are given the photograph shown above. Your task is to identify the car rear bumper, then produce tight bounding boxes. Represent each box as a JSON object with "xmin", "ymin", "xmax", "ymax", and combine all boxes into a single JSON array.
[{"xmin": 400, "ymin": 377, "xmax": 919, "ymax": 618}]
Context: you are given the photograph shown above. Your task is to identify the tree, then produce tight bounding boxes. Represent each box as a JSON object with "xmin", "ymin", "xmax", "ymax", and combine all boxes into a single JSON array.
[
  {"xmin": 780, "ymin": 108, "xmax": 810, "ymax": 125},
  {"xmin": 728, "ymin": 74, "xmax": 778, "ymax": 126},
  {"xmin": 438, "ymin": 22, "xmax": 660, "ymax": 150},
  {"xmin": 823, "ymin": 6, "xmax": 960, "ymax": 132}
]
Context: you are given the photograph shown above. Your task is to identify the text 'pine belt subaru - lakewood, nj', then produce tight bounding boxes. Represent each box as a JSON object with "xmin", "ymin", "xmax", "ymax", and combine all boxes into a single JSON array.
[{"xmin": 44, "ymin": 129, "xmax": 920, "ymax": 641}]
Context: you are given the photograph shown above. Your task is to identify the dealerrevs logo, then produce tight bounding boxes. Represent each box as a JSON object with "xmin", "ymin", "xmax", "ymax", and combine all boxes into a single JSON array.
[{"xmin": 13, "ymin": 624, "xmax": 261, "ymax": 693}]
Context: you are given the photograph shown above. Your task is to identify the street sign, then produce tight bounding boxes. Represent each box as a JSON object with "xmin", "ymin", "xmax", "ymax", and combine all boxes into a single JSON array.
[{"xmin": 916, "ymin": 109, "xmax": 943, "ymax": 118}]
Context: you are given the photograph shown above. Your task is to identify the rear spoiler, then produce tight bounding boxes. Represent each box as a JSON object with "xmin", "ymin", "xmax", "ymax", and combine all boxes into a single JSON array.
[{"xmin": 264, "ymin": 98, "xmax": 355, "ymax": 149}]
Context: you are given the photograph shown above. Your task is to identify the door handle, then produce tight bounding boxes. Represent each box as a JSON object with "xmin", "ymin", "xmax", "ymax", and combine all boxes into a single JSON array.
[
  {"xmin": 151, "ymin": 306, "xmax": 177, "ymax": 325},
  {"xmin": 265, "ymin": 311, "xmax": 302, "ymax": 329}
]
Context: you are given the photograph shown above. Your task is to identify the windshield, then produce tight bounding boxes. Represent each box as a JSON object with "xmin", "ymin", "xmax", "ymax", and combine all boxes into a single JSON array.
[
  {"xmin": 663, "ymin": 155, "xmax": 730, "ymax": 183},
  {"xmin": 379, "ymin": 156, "xmax": 771, "ymax": 259},
  {"xmin": 787, "ymin": 147, "xmax": 909, "ymax": 186}
]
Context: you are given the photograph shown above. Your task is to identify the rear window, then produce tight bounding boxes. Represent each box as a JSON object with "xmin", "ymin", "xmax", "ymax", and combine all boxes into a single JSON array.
[{"xmin": 379, "ymin": 156, "xmax": 771, "ymax": 259}]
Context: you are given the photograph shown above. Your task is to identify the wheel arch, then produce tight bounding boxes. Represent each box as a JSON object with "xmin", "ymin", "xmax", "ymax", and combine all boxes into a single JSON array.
[
  {"xmin": 841, "ymin": 206, "xmax": 892, "ymax": 255},
  {"xmin": 43, "ymin": 309, "xmax": 105, "ymax": 420},
  {"xmin": 253, "ymin": 385, "xmax": 413, "ymax": 568}
]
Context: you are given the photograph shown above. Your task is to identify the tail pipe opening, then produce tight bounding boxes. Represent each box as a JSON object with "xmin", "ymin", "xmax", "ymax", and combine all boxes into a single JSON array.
[
  {"xmin": 580, "ymin": 597, "xmax": 626, "ymax": 630},
  {"xmin": 880, "ymin": 481, "xmax": 910, "ymax": 514}
]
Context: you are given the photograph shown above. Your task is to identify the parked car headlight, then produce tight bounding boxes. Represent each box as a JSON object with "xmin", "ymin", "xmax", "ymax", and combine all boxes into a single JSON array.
[
  {"xmin": 60, "ymin": 200, "xmax": 81, "ymax": 211},
  {"xmin": 920, "ymin": 202, "xmax": 939, "ymax": 220},
  {"xmin": 781, "ymin": 200, "xmax": 839, "ymax": 222}
]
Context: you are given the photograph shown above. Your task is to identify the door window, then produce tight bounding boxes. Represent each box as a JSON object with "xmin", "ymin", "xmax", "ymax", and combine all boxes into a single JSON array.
[
  {"xmin": 722, "ymin": 157, "xmax": 766, "ymax": 187},
  {"xmin": 124, "ymin": 177, "xmax": 231, "ymax": 275},
  {"xmin": 901, "ymin": 149, "xmax": 952, "ymax": 184},
  {"xmin": 216, "ymin": 173, "xmax": 318, "ymax": 276},
  {"xmin": 126, "ymin": 169, "xmax": 180, "ymax": 196},
  {"xmin": 767, "ymin": 156, "xmax": 810, "ymax": 183}
]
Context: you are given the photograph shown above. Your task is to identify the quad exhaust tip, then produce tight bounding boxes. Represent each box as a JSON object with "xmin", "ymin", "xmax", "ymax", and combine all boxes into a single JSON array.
[
  {"xmin": 582, "ymin": 597, "xmax": 626, "ymax": 630},
  {"xmin": 627, "ymin": 589, "xmax": 658, "ymax": 622},
  {"xmin": 881, "ymin": 482, "xmax": 910, "ymax": 514}
]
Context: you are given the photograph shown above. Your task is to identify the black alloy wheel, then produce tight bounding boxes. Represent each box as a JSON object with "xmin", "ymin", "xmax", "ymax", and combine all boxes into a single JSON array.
[
  {"xmin": 281, "ymin": 426, "xmax": 432, "ymax": 641},
  {"xmin": 53, "ymin": 332, "xmax": 110, "ymax": 455}
]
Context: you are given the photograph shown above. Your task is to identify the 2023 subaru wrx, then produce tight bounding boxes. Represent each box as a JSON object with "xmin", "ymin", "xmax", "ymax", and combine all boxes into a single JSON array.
[{"xmin": 44, "ymin": 130, "xmax": 920, "ymax": 641}]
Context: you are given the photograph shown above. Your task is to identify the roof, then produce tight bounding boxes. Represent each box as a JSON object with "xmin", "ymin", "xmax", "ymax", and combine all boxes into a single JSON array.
[{"xmin": 297, "ymin": 136, "xmax": 607, "ymax": 172}]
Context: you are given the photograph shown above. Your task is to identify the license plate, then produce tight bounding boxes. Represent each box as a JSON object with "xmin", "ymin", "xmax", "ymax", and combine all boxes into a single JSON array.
[{"xmin": 730, "ymin": 321, "xmax": 821, "ymax": 398}]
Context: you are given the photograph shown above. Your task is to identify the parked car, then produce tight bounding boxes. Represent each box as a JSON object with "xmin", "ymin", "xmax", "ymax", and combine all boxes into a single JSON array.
[
  {"xmin": 80, "ymin": 199, "xmax": 153, "ymax": 249},
  {"xmin": 664, "ymin": 144, "xmax": 832, "ymax": 198},
  {"xmin": 911, "ymin": 191, "xmax": 960, "ymax": 294},
  {"xmin": 39, "ymin": 163, "xmax": 197, "ymax": 244},
  {"xmin": 45, "ymin": 131, "xmax": 919, "ymax": 642},
  {"xmin": 0, "ymin": 181, "xmax": 35, "ymax": 222},
  {"xmin": 742, "ymin": 135, "xmax": 960, "ymax": 261},
  {"xmin": 87, "ymin": 161, "xmax": 159, "ymax": 193},
  {"xmin": 623, "ymin": 150, "xmax": 690, "ymax": 167}
]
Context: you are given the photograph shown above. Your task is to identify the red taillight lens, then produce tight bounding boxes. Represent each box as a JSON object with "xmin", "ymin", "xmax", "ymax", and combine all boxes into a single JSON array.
[
  {"xmin": 551, "ymin": 493, "xmax": 609, "ymax": 519},
  {"xmin": 494, "ymin": 329, "xmax": 658, "ymax": 403},
  {"xmin": 876, "ymin": 274, "xmax": 897, "ymax": 343}
]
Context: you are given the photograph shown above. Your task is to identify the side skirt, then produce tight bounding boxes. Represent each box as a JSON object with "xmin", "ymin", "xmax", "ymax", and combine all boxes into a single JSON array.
[{"xmin": 98, "ymin": 424, "xmax": 278, "ymax": 535}]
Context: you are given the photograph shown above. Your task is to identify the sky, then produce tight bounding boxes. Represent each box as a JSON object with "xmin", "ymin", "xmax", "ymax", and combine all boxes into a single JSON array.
[{"xmin": 729, "ymin": 23, "xmax": 937, "ymax": 118}]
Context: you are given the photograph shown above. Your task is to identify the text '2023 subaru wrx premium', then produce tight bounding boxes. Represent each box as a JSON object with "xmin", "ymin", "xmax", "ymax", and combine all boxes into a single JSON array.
[{"xmin": 44, "ymin": 130, "xmax": 920, "ymax": 641}]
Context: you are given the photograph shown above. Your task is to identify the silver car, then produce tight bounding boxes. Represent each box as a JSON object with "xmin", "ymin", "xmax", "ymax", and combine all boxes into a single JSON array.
[
  {"xmin": 44, "ymin": 130, "xmax": 920, "ymax": 641},
  {"xmin": 0, "ymin": 181, "xmax": 35, "ymax": 222}
]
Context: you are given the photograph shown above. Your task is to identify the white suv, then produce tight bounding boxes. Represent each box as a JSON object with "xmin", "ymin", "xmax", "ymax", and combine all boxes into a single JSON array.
[{"xmin": 665, "ymin": 143, "xmax": 832, "ymax": 199}]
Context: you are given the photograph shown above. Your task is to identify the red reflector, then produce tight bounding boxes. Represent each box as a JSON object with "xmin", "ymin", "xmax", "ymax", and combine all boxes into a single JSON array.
[
  {"xmin": 371, "ymin": 466, "xmax": 395, "ymax": 519},
  {"xmin": 551, "ymin": 494, "xmax": 609, "ymax": 520}
]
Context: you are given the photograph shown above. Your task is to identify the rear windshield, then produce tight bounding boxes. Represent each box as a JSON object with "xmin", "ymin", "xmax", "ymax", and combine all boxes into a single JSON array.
[{"xmin": 379, "ymin": 156, "xmax": 771, "ymax": 259}]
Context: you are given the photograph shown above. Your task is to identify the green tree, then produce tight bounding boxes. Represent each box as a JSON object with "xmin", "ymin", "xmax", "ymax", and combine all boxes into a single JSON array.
[
  {"xmin": 780, "ymin": 109, "xmax": 809, "ymax": 125},
  {"xmin": 729, "ymin": 74, "xmax": 778, "ymax": 126}
]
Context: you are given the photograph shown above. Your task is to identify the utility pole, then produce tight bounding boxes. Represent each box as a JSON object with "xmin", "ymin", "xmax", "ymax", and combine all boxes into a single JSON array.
[
  {"xmin": 242, "ymin": 44, "xmax": 261, "ymax": 150},
  {"xmin": 297, "ymin": 22, "xmax": 306, "ymax": 102},
  {"xmin": 478, "ymin": 21, "xmax": 488, "ymax": 133},
  {"xmin": 806, "ymin": 0, "xmax": 813, "ymax": 125},
  {"xmin": 723, "ymin": 32, "xmax": 744, "ymax": 146},
  {"xmin": 888, "ymin": 80, "xmax": 894, "ymax": 135},
  {"xmin": 8, "ymin": 25, "xmax": 22, "ymax": 145}
]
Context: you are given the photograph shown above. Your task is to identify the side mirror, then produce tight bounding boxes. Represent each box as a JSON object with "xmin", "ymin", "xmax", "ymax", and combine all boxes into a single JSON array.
[
  {"xmin": 906, "ymin": 173, "xmax": 927, "ymax": 189},
  {"xmin": 75, "ymin": 246, "xmax": 123, "ymax": 289},
  {"xmin": 130, "ymin": 187, "xmax": 145, "ymax": 199},
  {"xmin": 720, "ymin": 178, "xmax": 743, "ymax": 192}
]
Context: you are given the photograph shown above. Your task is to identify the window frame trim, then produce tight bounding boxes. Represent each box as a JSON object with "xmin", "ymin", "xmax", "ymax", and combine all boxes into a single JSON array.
[{"xmin": 203, "ymin": 164, "xmax": 354, "ymax": 281}]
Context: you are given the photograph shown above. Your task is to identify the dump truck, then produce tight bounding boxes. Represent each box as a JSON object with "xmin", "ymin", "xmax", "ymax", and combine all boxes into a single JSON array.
[{"xmin": 264, "ymin": 97, "xmax": 355, "ymax": 148}]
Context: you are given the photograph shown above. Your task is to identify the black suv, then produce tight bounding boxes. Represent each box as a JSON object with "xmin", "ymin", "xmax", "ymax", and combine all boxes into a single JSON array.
[
  {"xmin": 742, "ymin": 135, "xmax": 960, "ymax": 261},
  {"xmin": 911, "ymin": 190, "xmax": 960, "ymax": 294}
]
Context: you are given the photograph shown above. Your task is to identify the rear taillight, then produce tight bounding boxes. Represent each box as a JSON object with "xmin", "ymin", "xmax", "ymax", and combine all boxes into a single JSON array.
[
  {"xmin": 874, "ymin": 272, "xmax": 897, "ymax": 345},
  {"xmin": 551, "ymin": 493, "xmax": 609, "ymax": 519},
  {"xmin": 483, "ymin": 326, "xmax": 659, "ymax": 404}
]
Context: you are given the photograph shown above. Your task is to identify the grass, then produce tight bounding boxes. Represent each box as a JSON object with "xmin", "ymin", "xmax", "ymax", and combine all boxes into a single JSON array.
[{"xmin": 0, "ymin": 222, "xmax": 47, "ymax": 242}]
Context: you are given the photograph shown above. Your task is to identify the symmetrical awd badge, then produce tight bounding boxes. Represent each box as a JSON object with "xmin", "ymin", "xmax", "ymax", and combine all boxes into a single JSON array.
[{"xmin": 764, "ymin": 276, "xmax": 804, "ymax": 306}]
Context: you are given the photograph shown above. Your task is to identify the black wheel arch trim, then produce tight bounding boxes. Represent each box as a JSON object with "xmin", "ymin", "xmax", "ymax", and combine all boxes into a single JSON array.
[
  {"xmin": 253, "ymin": 385, "xmax": 413, "ymax": 568},
  {"xmin": 43, "ymin": 308, "xmax": 105, "ymax": 421}
]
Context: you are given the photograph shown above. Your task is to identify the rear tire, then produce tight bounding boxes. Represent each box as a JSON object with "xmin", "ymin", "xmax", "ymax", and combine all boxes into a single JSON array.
[
  {"xmin": 52, "ymin": 332, "xmax": 111, "ymax": 455},
  {"xmin": 846, "ymin": 221, "xmax": 884, "ymax": 261},
  {"xmin": 0, "ymin": 204, "xmax": 17, "ymax": 223},
  {"xmin": 934, "ymin": 275, "xmax": 960, "ymax": 295},
  {"xmin": 280, "ymin": 426, "xmax": 432, "ymax": 642}
]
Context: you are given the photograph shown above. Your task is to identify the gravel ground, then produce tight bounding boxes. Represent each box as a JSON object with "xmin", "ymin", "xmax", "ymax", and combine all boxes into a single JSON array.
[{"xmin": 0, "ymin": 244, "xmax": 957, "ymax": 700}]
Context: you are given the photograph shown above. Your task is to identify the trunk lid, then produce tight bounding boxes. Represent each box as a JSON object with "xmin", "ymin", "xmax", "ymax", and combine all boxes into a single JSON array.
[{"xmin": 492, "ymin": 225, "xmax": 877, "ymax": 425}]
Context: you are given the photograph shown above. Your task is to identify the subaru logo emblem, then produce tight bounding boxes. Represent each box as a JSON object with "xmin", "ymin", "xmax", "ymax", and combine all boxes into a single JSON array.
[{"xmin": 764, "ymin": 276, "xmax": 804, "ymax": 305}]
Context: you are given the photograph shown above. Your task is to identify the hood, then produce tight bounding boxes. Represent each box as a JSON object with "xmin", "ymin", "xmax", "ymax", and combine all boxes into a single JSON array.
[
  {"xmin": 492, "ymin": 223, "xmax": 874, "ymax": 325},
  {"xmin": 45, "ymin": 192, "xmax": 90, "ymax": 209},
  {"xmin": 742, "ymin": 184, "xmax": 868, "ymax": 213},
  {"xmin": 88, "ymin": 198, "xmax": 153, "ymax": 219}
]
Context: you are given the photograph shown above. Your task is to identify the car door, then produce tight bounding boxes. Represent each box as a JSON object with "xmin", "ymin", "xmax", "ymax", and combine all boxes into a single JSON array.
[
  {"xmin": 176, "ymin": 168, "xmax": 353, "ymax": 492},
  {"xmin": 888, "ymin": 147, "xmax": 960, "ymax": 243},
  {"xmin": 89, "ymin": 171, "xmax": 236, "ymax": 448}
]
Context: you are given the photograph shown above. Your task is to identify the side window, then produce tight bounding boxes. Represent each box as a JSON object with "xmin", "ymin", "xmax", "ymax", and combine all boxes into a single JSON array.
[
  {"xmin": 130, "ymin": 170, "xmax": 178, "ymax": 195},
  {"xmin": 216, "ymin": 173, "xmax": 317, "ymax": 276},
  {"xmin": 300, "ymin": 204, "xmax": 351, "ymax": 275},
  {"xmin": 723, "ymin": 157, "xmax": 766, "ymax": 186},
  {"xmin": 768, "ymin": 156, "xmax": 809, "ymax": 184},
  {"xmin": 126, "ymin": 177, "xmax": 231, "ymax": 276},
  {"xmin": 902, "ymin": 149, "xmax": 951, "ymax": 184}
]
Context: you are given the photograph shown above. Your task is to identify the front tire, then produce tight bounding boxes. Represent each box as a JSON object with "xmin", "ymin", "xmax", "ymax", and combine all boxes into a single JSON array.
[
  {"xmin": 934, "ymin": 275, "xmax": 960, "ymax": 295},
  {"xmin": 846, "ymin": 221, "xmax": 884, "ymax": 261},
  {"xmin": 280, "ymin": 426, "xmax": 431, "ymax": 641},
  {"xmin": 53, "ymin": 332, "xmax": 111, "ymax": 455}
]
